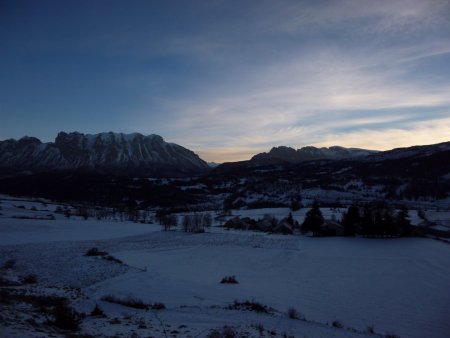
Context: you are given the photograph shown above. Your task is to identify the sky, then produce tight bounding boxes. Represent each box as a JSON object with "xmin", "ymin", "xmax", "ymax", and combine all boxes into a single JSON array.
[{"xmin": 1, "ymin": 0, "xmax": 450, "ymax": 162}]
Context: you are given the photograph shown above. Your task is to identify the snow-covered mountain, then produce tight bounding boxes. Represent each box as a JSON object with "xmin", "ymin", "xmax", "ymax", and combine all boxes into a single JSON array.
[
  {"xmin": 0, "ymin": 132, "xmax": 209, "ymax": 176},
  {"xmin": 362, "ymin": 141, "xmax": 450, "ymax": 162},
  {"xmin": 251, "ymin": 145, "xmax": 377, "ymax": 165}
]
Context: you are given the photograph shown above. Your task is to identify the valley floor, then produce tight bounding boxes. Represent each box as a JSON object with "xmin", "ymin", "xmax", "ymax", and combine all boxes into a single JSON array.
[{"xmin": 0, "ymin": 200, "xmax": 450, "ymax": 337}]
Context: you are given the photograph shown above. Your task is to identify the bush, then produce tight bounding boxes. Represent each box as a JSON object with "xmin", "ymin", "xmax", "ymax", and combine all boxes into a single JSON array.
[
  {"xmin": 385, "ymin": 334, "xmax": 400, "ymax": 338},
  {"xmin": 90, "ymin": 304, "xmax": 105, "ymax": 317},
  {"xmin": 101, "ymin": 295, "xmax": 149, "ymax": 309},
  {"xmin": 287, "ymin": 307, "xmax": 303, "ymax": 320},
  {"xmin": 228, "ymin": 300, "xmax": 271, "ymax": 313},
  {"xmin": 21, "ymin": 274, "xmax": 38, "ymax": 284},
  {"xmin": 253, "ymin": 323, "xmax": 264, "ymax": 335},
  {"xmin": 47, "ymin": 299, "xmax": 82, "ymax": 331},
  {"xmin": 366, "ymin": 325, "xmax": 375, "ymax": 334},
  {"xmin": 207, "ymin": 326, "xmax": 238, "ymax": 338},
  {"xmin": 0, "ymin": 288, "xmax": 69, "ymax": 311},
  {"xmin": 2, "ymin": 259, "xmax": 16, "ymax": 270},
  {"xmin": 151, "ymin": 302, "xmax": 166, "ymax": 310},
  {"xmin": 100, "ymin": 295, "xmax": 165, "ymax": 310},
  {"xmin": 84, "ymin": 248, "xmax": 107, "ymax": 257},
  {"xmin": 332, "ymin": 320, "xmax": 344, "ymax": 328},
  {"xmin": 220, "ymin": 276, "xmax": 238, "ymax": 284}
]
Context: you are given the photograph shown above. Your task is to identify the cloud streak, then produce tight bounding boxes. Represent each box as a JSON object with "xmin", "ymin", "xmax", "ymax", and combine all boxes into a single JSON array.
[
  {"xmin": 1, "ymin": 0, "xmax": 449, "ymax": 162},
  {"xmin": 138, "ymin": 0, "xmax": 450, "ymax": 161}
]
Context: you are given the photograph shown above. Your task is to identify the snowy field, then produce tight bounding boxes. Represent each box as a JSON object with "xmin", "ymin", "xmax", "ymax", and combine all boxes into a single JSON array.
[{"xmin": 1, "ymin": 199, "xmax": 450, "ymax": 337}]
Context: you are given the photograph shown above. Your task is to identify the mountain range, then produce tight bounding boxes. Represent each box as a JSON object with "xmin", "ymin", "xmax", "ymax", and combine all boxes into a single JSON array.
[
  {"xmin": 0, "ymin": 132, "xmax": 449, "ymax": 207},
  {"xmin": 1, "ymin": 131, "xmax": 449, "ymax": 178},
  {"xmin": 0, "ymin": 132, "xmax": 209, "ymax": 177},
  {"xmin": 252, "ymin": 145, "xmax": 377, "ymax": 164}
]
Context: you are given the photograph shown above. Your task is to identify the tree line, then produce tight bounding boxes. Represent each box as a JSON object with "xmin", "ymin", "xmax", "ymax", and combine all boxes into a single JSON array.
[{"xmin": 302, "ymin": 202, "xmax": 413, "ymax": 237}]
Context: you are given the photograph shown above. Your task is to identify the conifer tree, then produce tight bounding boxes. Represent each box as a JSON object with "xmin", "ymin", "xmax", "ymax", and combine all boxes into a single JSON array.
[
  {"xmin": 342, "ymin": 205, "xmax": 359, "ymax": 236},
  {"xmin": 396, "ymin": 207, "xmax": 412, "ymax": 236},
  {"xmin": 302, "ymin": 202, "xmax": 324, "ymax": 236}
]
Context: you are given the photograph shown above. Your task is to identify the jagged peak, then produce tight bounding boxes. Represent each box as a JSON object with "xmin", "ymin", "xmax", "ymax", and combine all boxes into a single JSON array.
[
  {"xmin": 251, "ymin": 144, "xmax": 377, "ymax": 163},
  {"xmin": 18, "ymin": 136, "xmax": 42, "ymax": 144},
  {"xmin": 56, "ymin": 131, "xmax": 163, "ymax": 142},
  {"xmin": 0, "ymin": 131, "xmax": 209, "ymax": 177}
]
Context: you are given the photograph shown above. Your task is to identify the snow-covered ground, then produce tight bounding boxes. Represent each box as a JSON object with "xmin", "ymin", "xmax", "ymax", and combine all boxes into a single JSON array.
[
  {"xmin": 0, "ymin": 197, "xmax": 159, "ymax": 245},
  {"xmin": 1, "ymin": 200, "xmax": 450, "ymax": 337}
]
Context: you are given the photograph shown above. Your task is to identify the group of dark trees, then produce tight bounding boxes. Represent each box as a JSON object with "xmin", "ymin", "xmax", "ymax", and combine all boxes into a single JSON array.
[
  {"xmin": 0, "ymin": 173, "xmax": 202, "ymax": 209},
  {"xmin": 54, "ymin": 204, "xmax": 154, "ymax": 223},
  {"xmin": 223, "ymin": 213, "xmax": 298, "ymax": 234},
  {"xmin": 341, "ymin": 203, "xmax": 413, "ymax": 237},
  {"xmin": 156, "ymin": 210, "xmax": 213, "ymax": 232},
  {"xmin": 301, "ymin": 202, "xmax": 413, "ymax": 237}
]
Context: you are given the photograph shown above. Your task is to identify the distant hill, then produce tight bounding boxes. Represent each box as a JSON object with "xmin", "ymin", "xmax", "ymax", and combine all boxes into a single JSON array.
[
  {"xmin": 251, "ymin": 145, "xmax": 377, "ymax": 164},
  {"xmin": 214, "ymin": 145, "xmax": 377, "ymax": 173},
  {"xmin": 0, "ymin": 132, "xmax": 209, "ymax": 177}
]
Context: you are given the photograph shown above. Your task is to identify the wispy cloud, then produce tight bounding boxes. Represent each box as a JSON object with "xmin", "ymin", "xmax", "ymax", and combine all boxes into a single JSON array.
[
  {"xmin": 132, "ymin": 0, "xmax": 450, "ymax": 161},
  {"xmin": 2, "ymin": 0, "xmax": 449, "ymax": 161},
  {"xmin": 312, "ymin": 117, "xmax": 450, "ymax": 151}
]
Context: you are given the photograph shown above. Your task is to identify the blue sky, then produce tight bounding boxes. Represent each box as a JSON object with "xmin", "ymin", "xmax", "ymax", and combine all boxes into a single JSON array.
[{"xmin": 1, "ymin": 0, "xmax": 449, "ymax": 162}]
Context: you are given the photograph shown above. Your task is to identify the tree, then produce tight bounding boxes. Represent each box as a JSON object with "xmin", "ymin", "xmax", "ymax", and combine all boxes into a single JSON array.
[
  {"xmin": 182, "ymin": 214, "xmax": 191, "ymax": 232},
  {"xmin": 341, "ymin": 205, "xmax": 359, "ymax": 236},
  {"xmin": 301, "ymin": 202, "xmax": 324, "ymax": 236},
  {"xmin": 286, "ymin": 212, "xmax": 294, "ymax": 226},
  {"xmin": 63, "ymin": 207, "xmax": 72, "ymax": 218},
  {"xmin": 396, "ymin": 207, "xmax": 412, "ymax": 236},
  {"xmin": 290, "ymin": 198, "xmax": 302, "ymax": 211},
  {"xmin": 181, "ymin": 213, "xmax": 205, "ymax": 233},
  {"xmin": 161, "ymin": 214, "xmax": 178, "ymax": 231},
  {"xmin": 203, "ymin": 213, "xmax": 213, "ymax": 228},
  {"xmin": 361, "ymin": 204, "xmax": 375, "ymax": 237},
  {"xmin": 382, "ymin": 208, "xmax": 395, "ymax": 237}
]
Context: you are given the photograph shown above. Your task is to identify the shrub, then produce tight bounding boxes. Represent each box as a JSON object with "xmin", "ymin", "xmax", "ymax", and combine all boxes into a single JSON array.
[
  {"xmin": 151, "ymin": 302, "xmax": 166, "ymax": 310},
  {"xmin": 228, "ymin": 300, "xmax": 271, "ymax": 313},
  {"xmin": 2, "ymin": 259, "xmax": 16, "ymax": 269},
  {"xmin": 47, "ymin": 299, "xmax": 82, "ymax": 331},
  {"xmin": 21, "ymin": 274, "xmax": 38, "ymax": 284},
  {"xmin": 101, "ymin": 295, "xmax": 148, "ymax": 309},
  {"xmin": 84, "ymin": 248, "xmax": 107, "ymax": 257},
  {"xmin": 207, "ymin": 326, "xmax": 238, "ymax": 338},
  {"xmin": 332, "ymin": 320, "xmax": 344, "ymax": 328},
  {"xmin": 0, "ymin": 288, "xmax": 71, "ymax": 313},
  {"xmin": 220, "ymin": 276, "xmax": 238, "ymax": 284},
  {"xmin": 90, "ymin": 304, "xmax": 105, "ymax": 317},
  {"xmin": 253, "ymin": 323, "xmax": 264, "ymax": 335},
  {"xmin": 366, "ymin": 325, "xmax": 375, "ymax": 334},
  {"xmin": 287, "ymin": 307, "xmax": 303, "ymax": 320},
  {"xmin": 137, "ymin": 320, "xmax": 147, "ymax": 329},
  {"xmin": 385, "ymin": 334, "xmax": 400, "ymax": 338},
  {"xmin": 100, "ymin": 295, "xmax": 164, "ymax": 310}
]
